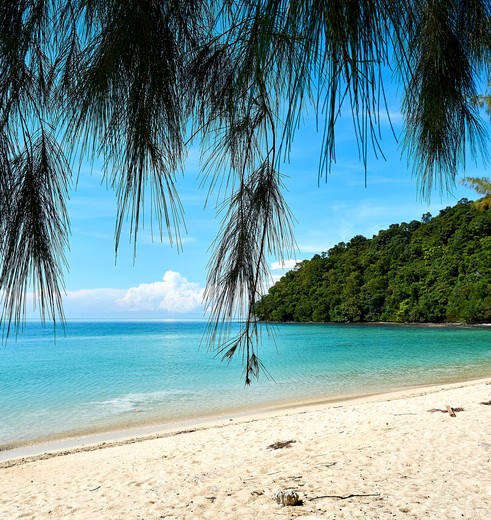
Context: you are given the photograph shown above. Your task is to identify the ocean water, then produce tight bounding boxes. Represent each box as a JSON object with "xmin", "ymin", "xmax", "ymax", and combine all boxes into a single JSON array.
[{"xmin": 0, "ymin": 321, "xmax": 489, "ymax": 448}]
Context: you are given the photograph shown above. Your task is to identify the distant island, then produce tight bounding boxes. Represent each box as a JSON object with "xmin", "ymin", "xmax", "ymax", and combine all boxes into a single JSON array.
[{"xmin": 254, "ymin": 199, "xmax": 491, "ymax": 324}]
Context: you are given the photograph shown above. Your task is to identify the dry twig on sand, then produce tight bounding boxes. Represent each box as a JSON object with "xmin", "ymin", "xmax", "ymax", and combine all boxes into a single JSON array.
[
  {"xmin": 309, "ymin": 493, "xmax": 381, "ymax": 501},
  {"xmin": 427, "ymin": 407, "xmax": 464, "ymax": 414},
  {"xmin": 267, "ymin": 440, "xmax": 296, "ymax": 450}
]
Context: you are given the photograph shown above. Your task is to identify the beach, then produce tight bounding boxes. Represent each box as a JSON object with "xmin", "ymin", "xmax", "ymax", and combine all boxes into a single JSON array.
[{"xmin": 1, "ymin": 378, "xmax": 489, "ymax": 519}]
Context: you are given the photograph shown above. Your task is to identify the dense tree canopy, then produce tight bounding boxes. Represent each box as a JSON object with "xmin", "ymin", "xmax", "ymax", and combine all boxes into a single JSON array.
[
  {"xmin": 254, "ymin": 199, "xmax": 491, "ymax": 324},
  {"xmin": 1, "ymin": 1, "xmax": 490, "ymax": 381}
]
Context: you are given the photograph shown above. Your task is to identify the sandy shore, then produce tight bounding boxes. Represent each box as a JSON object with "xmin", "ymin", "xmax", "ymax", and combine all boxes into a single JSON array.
[{"xmin": 1, "ymin": 379, "xmax": 490, "ymax": 519}]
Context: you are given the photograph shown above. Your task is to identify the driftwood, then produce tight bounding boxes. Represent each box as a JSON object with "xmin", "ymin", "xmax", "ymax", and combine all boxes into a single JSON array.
[
  {"xmin": 310, "ymin": 493, "xmax": 380, "ymax": 501},
  {"xmin": 446, "ymin": 405, "xmax": 456, "ymax": 417},
  {"xmin": 315, "ymin": 462, "xmax": 337, "ymax": 469},
  {"xmin": 267, "ymin": 440, "xmax": 296, "ymax": 450},
  {"xmin": 480, "ymin": 400, "xmax": 491, "ymax": 405},
  {"xmin": 427, "ymin": 407, "xmax": 464, "ymax": 415}
]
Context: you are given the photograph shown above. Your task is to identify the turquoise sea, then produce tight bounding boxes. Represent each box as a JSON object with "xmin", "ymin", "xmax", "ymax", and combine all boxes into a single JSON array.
[{"xmin": 0, "ymin": 321, "xmax": 490, "ymax": 449}]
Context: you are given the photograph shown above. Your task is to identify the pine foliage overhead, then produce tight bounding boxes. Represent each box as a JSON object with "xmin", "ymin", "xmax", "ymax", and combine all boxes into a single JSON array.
[{"xmin": 0, "ymin": 1, "xmax": 490, "ymax": 381}]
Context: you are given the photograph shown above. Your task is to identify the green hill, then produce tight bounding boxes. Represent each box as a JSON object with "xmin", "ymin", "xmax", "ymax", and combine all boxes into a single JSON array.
[{"xmin": 254, "ymin": 199, "xmax": 491, "ymax": 324}]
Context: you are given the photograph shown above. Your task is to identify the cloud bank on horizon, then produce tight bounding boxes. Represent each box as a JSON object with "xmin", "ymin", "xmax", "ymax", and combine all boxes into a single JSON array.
[
  {"xmin": 47, "ymin": 263, "xmax": 296, "ymax": 319},
  {"xmin": 20, "ymin": 256, "xmax": 310, "ymax": 319},
  {"xmin": 50, "ymin": 270, "xmax": 205, "ymax": 319},
  {"xmin": 116, "ymin": 270, "xmax": 203, "ymax": 313},
  {"xmin": 270, "ymin": 259, "xmax": 299, "ymax": 270}
]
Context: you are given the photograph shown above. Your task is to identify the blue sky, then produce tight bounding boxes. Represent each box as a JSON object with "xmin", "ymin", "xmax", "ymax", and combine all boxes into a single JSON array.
[{"xmin": 29, "ymin": 85, "xmax": 489, "ymax": 320}]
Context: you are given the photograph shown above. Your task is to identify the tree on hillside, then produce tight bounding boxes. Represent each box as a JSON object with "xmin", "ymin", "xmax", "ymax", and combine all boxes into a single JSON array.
[
  {"xmin": 254, "ymin": 200, "xmax": 491, "ymax": 325},
  {"xmin": 1, "ymin": 1, "xmax": 490, "ymax": 382},
  {"xmin": 459, "ymin": 177, "xmax": 491, "ymax": 210}
]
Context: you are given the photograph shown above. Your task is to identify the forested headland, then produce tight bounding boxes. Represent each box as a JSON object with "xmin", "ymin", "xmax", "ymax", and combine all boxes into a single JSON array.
[{"xmin": 254, "ymin": 200, "xmax": 491, "ymax": 324}]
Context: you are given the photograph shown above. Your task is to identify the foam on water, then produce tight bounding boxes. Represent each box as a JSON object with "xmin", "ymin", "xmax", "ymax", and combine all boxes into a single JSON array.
[{"xmin": 0, "ymin": 321, "xmax": 489, "ymax": 448}]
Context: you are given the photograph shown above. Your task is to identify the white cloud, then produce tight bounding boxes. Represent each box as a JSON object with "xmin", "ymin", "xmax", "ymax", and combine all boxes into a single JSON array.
[
  {"xmin": 376, "ymin": 109, "xmax": 403, "ymax": 126},
  {"xmin": 270, "ymin": 259, "xmax": 299, "ymax": 270},
  {"xmin": 22, "ymin": 272, "xmax": 205, "ymax": 319},
  {"xmin": 66, "ymin": 288, "xmax": 126, "ymax": 306},
  {"xmin": 117, "ymin": 270, "xmax": 204, "ymax": 313},
  {"xmin": 134, "ymin": 233, "xmax": 196, "ymax": 246}
]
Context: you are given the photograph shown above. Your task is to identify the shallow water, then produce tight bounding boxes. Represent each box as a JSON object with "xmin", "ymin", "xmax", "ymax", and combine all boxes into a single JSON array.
[{"xmin": 0, "ymin": 321, "xmax": 489, "ymax": 447}]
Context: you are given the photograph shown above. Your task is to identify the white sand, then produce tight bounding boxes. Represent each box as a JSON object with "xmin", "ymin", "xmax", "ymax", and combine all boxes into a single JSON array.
[{"xmin": 1, "ymin": 379, "xmax": 490, "ymax": 519}]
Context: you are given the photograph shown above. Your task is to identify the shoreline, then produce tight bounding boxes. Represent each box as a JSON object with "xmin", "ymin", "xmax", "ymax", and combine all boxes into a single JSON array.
[
  {"xmin": 2, "ymin": 375, "xmax": 489, "ymax": 466},
  {"xmin": 2, "ymin": 377, "xmax": 490, "ymax": 519},
  {"xmin": 2, "ymin": 321, "xmax": 489, "ymax": 459},
  {"xmin": 257, "ymin": 320, "xmax": 491, "ymax": 327}
]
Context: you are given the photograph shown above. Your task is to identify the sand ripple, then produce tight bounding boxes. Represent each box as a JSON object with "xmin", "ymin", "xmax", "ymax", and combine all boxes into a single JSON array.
[{"xmin": 1, "ymin": 380, "xmax": 490, "ymax": 519}]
